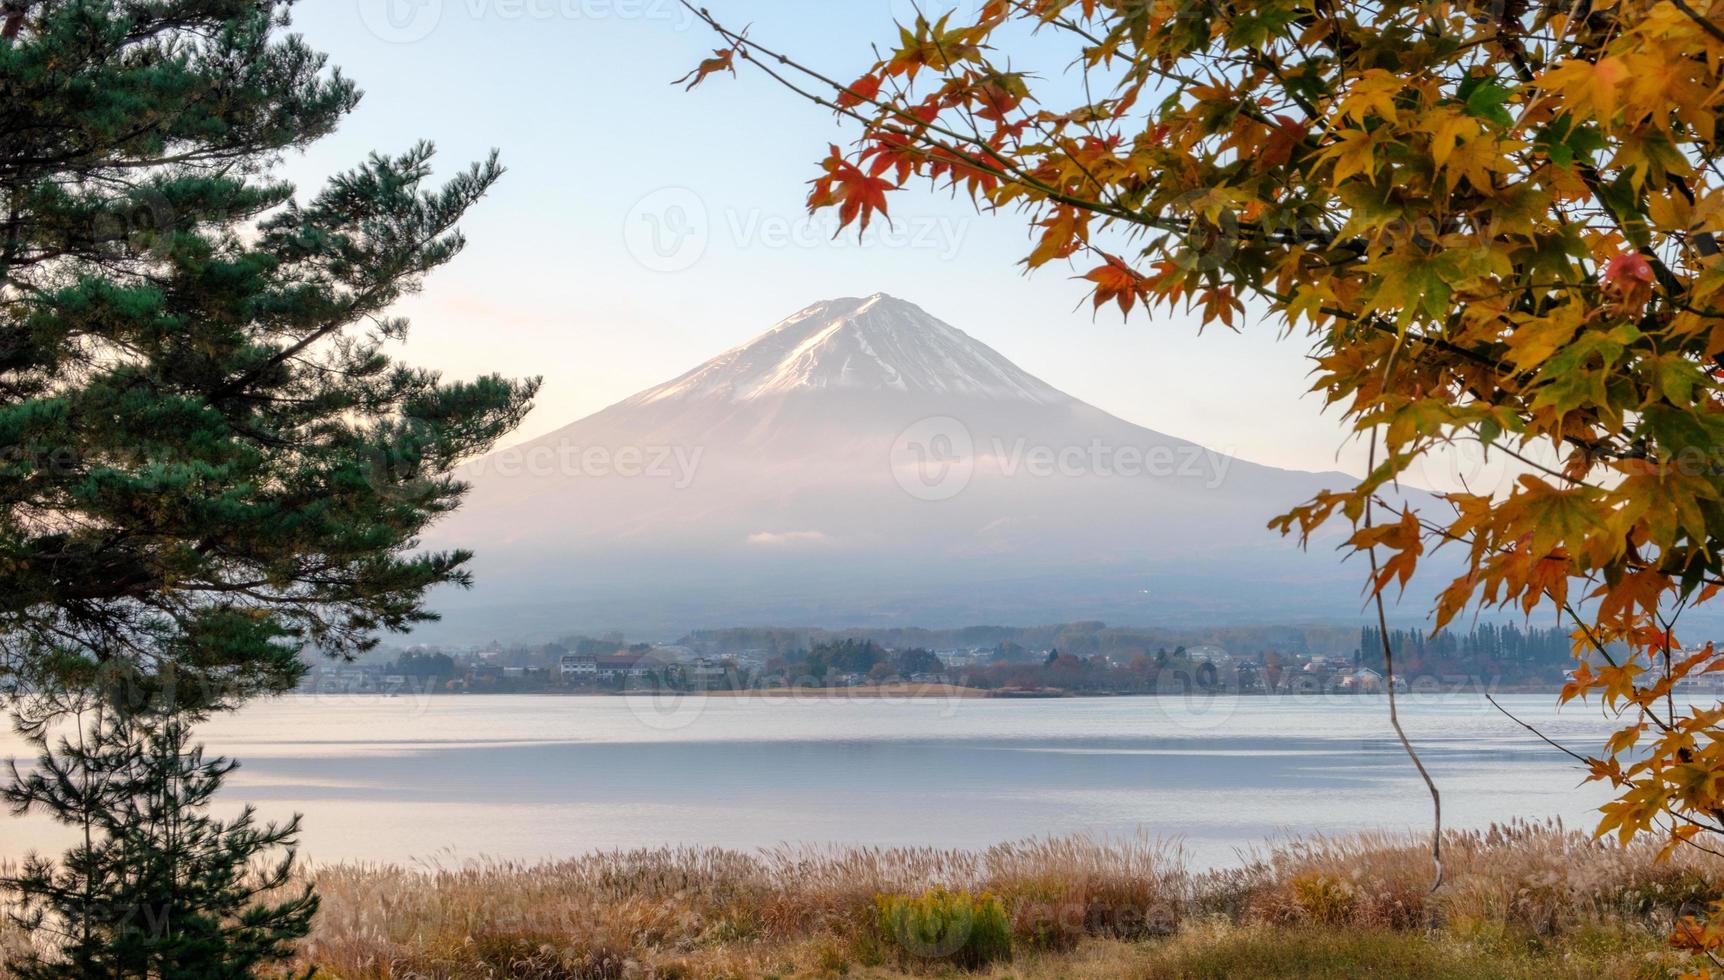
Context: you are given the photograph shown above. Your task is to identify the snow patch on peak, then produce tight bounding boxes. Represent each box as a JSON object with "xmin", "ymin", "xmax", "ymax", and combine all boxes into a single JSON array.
[{"xmin": 627, "ymin": 294, "xmax": 1070, "ymax": 406}]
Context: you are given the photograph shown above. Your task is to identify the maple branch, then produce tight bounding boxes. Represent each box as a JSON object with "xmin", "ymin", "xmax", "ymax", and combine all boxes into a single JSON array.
[
  {"xmin": 1669, "ymin": 0, "xmax": 1724, "ymax": 46},
  {"xmin": 1485, "ymin": 693, "xmax": 1589, "ymax": 765},
  {"xmin": 680, "ymin": 2, "xmax": 1363, "ymax": 258},
  {"xmin": 1252, "ymin": 280, "xmax": 1504, "ymax": 370},
  {"xmin": 682, "ymin": 4, "xmax": 1160, "ymax": 230},
  {"xmin": 1499, "ymin": 34, "xmax": 1691, "ymax": 305},
  {"xmin": 1457, "ymin": 424, "xmax": 1605, "ymax": 492},
  {"xmin": 915, "ymin": 16, "xmax": 1144, "ymax": 219}
]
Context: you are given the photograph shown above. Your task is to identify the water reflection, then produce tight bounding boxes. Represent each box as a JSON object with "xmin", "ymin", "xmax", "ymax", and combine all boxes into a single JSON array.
[{"xmin": 0, "ymin": 693, "xmax": 1618, "ymax": 868}]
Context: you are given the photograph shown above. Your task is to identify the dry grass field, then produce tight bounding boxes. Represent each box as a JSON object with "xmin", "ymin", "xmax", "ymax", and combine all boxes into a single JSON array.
[
  {"xmin": 0, "ymin": 820, "xmax": 1705, "ymax": 978},
  {"xmin": 275, "ymin": 821, "xmax": 1715, "ymax": 977}
]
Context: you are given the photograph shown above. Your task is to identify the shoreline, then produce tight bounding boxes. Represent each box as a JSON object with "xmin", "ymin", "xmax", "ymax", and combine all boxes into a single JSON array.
[
  {"xmin": 701, "ymin": 682, "xmax": 992, "ymax": 698},
  {"xmin": 298, "ymin": 682, "xmax": 1570, "ymax": 699}
]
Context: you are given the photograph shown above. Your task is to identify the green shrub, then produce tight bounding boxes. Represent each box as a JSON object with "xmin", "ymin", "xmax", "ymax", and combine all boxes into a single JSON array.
[
  {"xmin": 1616, "ymin": 865, "xmax": 1718, "ymax": 920},
  {"xmin": 874, "ymin": 888, "xmax": 1012, "ymax": 970},
  {"xmin": 996, "ymin": 877, "xmax": 1085, "ymax": 952},
  {"xmin": 1291, "ymin": 872, "xmax": 1359, "ymax": 925}
]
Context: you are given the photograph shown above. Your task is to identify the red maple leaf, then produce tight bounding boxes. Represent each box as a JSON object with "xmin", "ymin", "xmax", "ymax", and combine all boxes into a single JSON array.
[{"xmin": 807, "ymin": 146, "xmax": 894, "ymax": 234}]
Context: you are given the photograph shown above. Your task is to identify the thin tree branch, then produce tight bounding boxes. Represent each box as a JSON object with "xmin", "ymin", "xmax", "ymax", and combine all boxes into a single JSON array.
[{"xmin": 1364, "ymin": 428, "xmax": 1444, "ymax": 898}]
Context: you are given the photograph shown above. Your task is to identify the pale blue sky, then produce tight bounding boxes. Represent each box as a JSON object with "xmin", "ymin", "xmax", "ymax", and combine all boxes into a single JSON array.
[{"xmin": 282, "ymin": 1, "xmax": 1388, "ymax": 481}]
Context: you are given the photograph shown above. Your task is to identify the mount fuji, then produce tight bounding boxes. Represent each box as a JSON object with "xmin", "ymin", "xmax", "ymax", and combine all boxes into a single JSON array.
[{"xmin": 419, "ymin": 294, "xmax": 1390, "ymax": 641}]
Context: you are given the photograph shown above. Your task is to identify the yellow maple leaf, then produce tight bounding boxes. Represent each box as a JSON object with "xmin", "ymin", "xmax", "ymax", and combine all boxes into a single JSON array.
[
  {"xmin": 1337, "ymin": 70, "xmax": 1405, "ymax": 124},
  {"xmin": 1317, "ymin": 128, "xmax": 1385, "ymax": 185},
  {"xmin": 1540, "ymin": 56, "xmax": 1627, "ymax": 122}
]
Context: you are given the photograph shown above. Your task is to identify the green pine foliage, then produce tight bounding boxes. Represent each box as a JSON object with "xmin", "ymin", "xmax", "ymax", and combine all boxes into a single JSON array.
[
  {"xmin": 1, "ymin": 2, "xmax": 535, "ymax": 973},
  {"xmin": 1, "ymin": 692, "xmax": 318, "ymax": 979},
  {"xmin": 0, "ymin": 0, "xmax": 538, "ymax": 701}
]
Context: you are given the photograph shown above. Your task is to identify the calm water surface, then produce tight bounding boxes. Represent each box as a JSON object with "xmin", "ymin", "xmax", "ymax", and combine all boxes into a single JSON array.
[{"xmin": 0, "ymin": 693, "xmax": 1621, "ymax": 868}]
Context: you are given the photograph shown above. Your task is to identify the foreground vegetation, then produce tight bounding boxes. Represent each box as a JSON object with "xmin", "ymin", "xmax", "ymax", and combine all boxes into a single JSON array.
[
  {"xmin": 7, "ymin": 821, "xmax": 1697, "ymax": 978},
  {"xmin": 284, "ymin": 822, "xmax": 1711, "ymax": 977}
]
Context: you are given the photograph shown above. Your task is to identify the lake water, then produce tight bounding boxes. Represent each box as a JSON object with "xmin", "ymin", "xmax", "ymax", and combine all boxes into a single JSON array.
[{"xmin": 0, "ymin": 692, "xmax": 1624, "ymax": 868}]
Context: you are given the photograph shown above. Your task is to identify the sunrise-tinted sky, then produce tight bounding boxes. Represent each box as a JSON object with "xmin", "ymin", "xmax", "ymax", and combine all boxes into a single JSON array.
[{"xmin": 279, "ymin": 0, "xmax": 1495, "ymax": 492}]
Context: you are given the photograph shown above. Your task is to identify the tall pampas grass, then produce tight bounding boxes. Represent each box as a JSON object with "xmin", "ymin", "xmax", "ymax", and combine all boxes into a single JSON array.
[{"xmin": 0, "ymin": 825, "xmax": 1712, "ymax": 977}]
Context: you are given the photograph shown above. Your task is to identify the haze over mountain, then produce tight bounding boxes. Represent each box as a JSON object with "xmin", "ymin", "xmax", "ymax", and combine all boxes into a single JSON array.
[{"xmin": 419, "ymin": 294, "xmax": 1404, "ymax": 642}]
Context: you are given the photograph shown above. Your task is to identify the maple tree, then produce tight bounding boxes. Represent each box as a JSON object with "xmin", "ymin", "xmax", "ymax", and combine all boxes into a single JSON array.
[{"xmin": 680, "ymin": 0, "xmax": 1724, "ymax": 965}]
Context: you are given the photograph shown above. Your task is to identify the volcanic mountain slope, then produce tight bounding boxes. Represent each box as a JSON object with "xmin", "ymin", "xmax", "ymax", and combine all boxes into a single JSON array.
[{"xmin": 420, "ymin": 294, "xmax": 1397, "ymax": 640}]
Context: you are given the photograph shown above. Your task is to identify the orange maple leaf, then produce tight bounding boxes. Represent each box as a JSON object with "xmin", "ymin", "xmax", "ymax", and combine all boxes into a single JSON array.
[
  {"xmin": 836, "ymin": 73, "xmax": 883, "ymax": 109},
  {"xmin": 674, "ymin": 47, "xmax": 737, "ymax": 91},
  {"xmin": 1079, "ymin": 255, "xmax": 1148, "ymax": 317}
]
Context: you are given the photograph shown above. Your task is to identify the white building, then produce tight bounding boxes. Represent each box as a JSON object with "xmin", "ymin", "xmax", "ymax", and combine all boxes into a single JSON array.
[{"xmin": 595, "ymin": 655, "xmax": 656, "ymax": 679}]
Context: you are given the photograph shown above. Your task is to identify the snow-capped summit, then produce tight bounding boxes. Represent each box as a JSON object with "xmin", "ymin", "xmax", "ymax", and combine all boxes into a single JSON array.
[
  {"xmin": 625, "ymin": 293, "xmax": 1068, "ymax": 406},
  {"xmin": 426, "ymin": 293, "xmax": 1382, "ymax": 641}
]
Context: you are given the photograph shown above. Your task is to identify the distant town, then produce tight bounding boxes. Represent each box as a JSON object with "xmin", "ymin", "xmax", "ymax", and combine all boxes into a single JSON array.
[{"xmin": 294, "ymin": 621, "xmax": 1641, "ymax": 698}]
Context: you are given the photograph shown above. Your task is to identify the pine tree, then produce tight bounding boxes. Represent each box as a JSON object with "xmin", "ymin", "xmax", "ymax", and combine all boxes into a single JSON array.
[
  {"xmin": 3, "ymin": 2, "xmax": 534, "ymax": 972},
  {"xmin": 2, "ymin": 691, "xmax": 318, "ymax": 978},
  {"xmin": 0, "ymin": 0, "xmax": 537, "ymax": 699}
]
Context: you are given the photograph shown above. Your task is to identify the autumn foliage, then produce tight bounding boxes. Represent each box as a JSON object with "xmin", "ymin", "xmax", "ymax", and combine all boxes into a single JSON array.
[{"xmin": 680, "ymin": 0, "xmax": 1724, "ymax": 966}]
